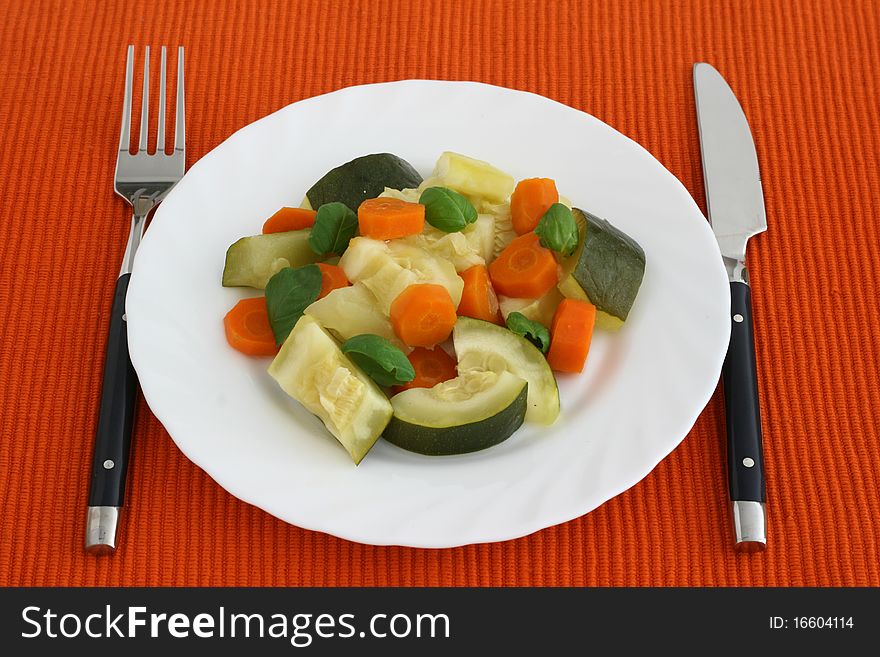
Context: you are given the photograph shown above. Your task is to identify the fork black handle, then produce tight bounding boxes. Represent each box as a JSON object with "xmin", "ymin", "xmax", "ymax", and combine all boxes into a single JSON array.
[{"xmin": 86, "ymin": 274, "xmax": 137, "ymax": 549}]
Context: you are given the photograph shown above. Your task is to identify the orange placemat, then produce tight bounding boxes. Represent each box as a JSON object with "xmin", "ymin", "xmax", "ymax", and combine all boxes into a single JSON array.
[{"xmin": 1, "ymin": 0, "xmax": 878, "ymax": 587}]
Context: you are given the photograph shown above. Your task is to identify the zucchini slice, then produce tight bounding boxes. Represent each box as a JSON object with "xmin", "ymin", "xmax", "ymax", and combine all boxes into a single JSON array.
[
  {"xmin": 453, "ymin": 317, "xmax": 560, "ymax": 425},
  {"xmin": 306, "ymin": 153, "xmax": 423, "ymax": 212},
  {"xmin": 222, "ymin": 230, "xmax": 320, "ymax": 289},
  {"xmin": 384, "ymin": 370, "xmax": 527, "ymax": 455},
  {"xmin": 268, "ymin": 315, "xmax": 392, "ymax": 464},
  {"xmin": 557, "ymin": 208, "xmax": 645, "ymax": 324}
]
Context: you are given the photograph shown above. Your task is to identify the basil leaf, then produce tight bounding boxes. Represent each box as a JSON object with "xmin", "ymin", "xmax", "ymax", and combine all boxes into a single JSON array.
[
  {"xmin": 419, "ymin": 186, "xmax": 477, "ymax": 233},
  {"xmin": 534, "ymin": 203, "xmax": 579, "ymax": 256},
  {"xmin": 506, "ymin": 312, "xmax": 550, "ymax": 354},
  {"xmin": 265, "ymin": 264, "xmax": 323, "ymax": 345},
  {"xmin": 341, "ymin": 334, "xmax": 415, "ymax": 387},
  {"xmin": 308, "ymin": 202, "xmax": 358, "ymax": 256}
]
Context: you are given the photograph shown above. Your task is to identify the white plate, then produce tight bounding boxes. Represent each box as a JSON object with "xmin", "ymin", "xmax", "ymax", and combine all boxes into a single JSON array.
[{"xmin": 127, "ymin": 80, "xmax": 730, "ymax": 548}]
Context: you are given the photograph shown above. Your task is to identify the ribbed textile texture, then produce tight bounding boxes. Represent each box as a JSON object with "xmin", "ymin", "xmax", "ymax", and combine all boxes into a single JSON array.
[{"xmin": 1, "ymin": 0, "xmax": 878, "ymax": 586}]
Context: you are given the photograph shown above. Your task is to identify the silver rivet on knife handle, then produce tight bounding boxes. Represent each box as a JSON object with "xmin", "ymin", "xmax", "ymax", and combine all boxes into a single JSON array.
[
  {"xmin": 732, "ymin": 501, "xmax": 766, "ymax": 552},
  {"xmin": 85, "ymin": 506, "xmax": 120, "ymax": 554}
]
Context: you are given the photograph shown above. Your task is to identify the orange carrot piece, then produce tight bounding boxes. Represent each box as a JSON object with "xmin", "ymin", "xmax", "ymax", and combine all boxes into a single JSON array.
[
  {"xmin": 357, "ymin": 197, "xmax": 425, "ymax": 240},
  {"xmin": 488, "ymin": 232, "xmax": 559, "ymax": 298},
  {"xmin": 316, "ymin": 263, "xmax": 350, "ymax": 299},
  {"xmin": 392, "ymin": 347, "xmax": 458, "ymax": 393},
  {"xmin": 457, "ymin": 265, "xmax": 502, "ymax": 324},
  {"xmin": 547, "ymin": 298, "xmax": 596, "ymax": 373},
  {"xmin": 510, "ymin": 178, "xmax": 559, "ymax": 235},
  {"xmin": 390, "ymin": 284, "xmax": 458, "ymax": 348},
  {"xmin": 262, "ymin": 207, "xmax": 317, "ymax": 233},
  {"xmin": 223, "ymin": 297, "xmax": 279, "ymax": 357}
]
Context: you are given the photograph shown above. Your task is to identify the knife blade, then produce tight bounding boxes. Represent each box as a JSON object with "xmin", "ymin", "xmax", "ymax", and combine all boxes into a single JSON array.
[{"xmin": 694, "ymin": 62, "xmax": 768, "ymax": 552}]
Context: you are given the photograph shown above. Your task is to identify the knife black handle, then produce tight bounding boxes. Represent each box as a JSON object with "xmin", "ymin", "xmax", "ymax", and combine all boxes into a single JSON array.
[
  {"xmin": 87, "ymin": 273, "xmax": 137, "ymax": 508},
  {"xmin": 723, "ymin": 281, "xmax": 766, "ymax": 503}
]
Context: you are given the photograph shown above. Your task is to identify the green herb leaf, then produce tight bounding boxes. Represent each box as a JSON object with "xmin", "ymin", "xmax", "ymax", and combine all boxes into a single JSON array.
[
  {"xmin": 534, "ymin": 203, "xmax": 579, "ymax": 256},
  {"xmin": 341, "ymin": 334, "xmax": 416, "ymax": 387},
  {"xmin": 265, "ymin": 264, "xmax": 323, "ymax": 345},
  {"xmin": 506, "ymin": 312, "xmax": 551, "ymax": 354},
  {"xmin": 419, "ymin": 186, "xmax": 478, "ymax": 233},
  {"xmin": 308, "ymin": 202, "xmax": 358, "ymax": 256}
]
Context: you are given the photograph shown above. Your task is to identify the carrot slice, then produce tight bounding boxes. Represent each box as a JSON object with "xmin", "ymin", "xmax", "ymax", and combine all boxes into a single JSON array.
[
  {"xmin": 510, "ymin": 178, "xmax": 559, "ymax": 234},
  {"xmin": 223, "ymin": 297, "xmax": 279, "ymax": 357},
  {"xmin": 547, "ymin": 298, "xmax": 597, "ymax": 373},
  {"xmin": 390, "ymin": 284, "xmax": 458, "ymax": 348},
  {"xmin": 392, "ymin": 347, "xmax": 457, "ymax": 393},
  {"xmin": 316, "ymin": 263, "xmax": 350, "ymax": 299},
  {"xmin": 357, "ymin": 197, "xmax": 425, "ymax": 240},
  {"xmin": 457, "ymin": 265, "xmax": 502, "ymax": 324},
  {"xmin": 262, "ymin": 207, "xmax": 317, "ymax": 233},
  {"xmin": 488, "ymin": 232, "xmax": 559, "ymax": 298}
]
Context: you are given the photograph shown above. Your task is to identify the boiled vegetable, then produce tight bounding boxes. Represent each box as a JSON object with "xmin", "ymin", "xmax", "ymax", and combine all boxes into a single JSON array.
[
  {"xmin": 488, "ymin": 232, "xmax": 559, "ymax": 298},
  {"xmin": 304, "ymin": 282, "xmax": 401, "ymax": 347},
  {"xmin": 557, "ymin": 208, "xmax": 645, "ymax": 324},
  {"xmin": 222, "ymin": 230, "xmax": 321, "ymax": 289},
  {"xmin": 430, "ymin": 151, "xmax": 514, "ymax": 204},
  {"xmin": 390, "ymin": 283, "xmax": 458, "ymax": 348},
  {"xmin": 262, "ymin": 207, "xmax": 317, "ymax": 234},
  {"xmin": 316, "ymin": 263, "xmax": 350, "ymax": 299},
  {"xmin": 453, "ymin": 316, "xmax": 559, "ymax": 425},
  {"xmin": 383, "ymin": 370, "xmax": 528, "ymax": 456},
  {"xmin": 547, "ymin": 298, "xmax": 597, "ymax": 373},
  {"xmin": 223, "ymin": 297, "xmax": 279, "ymax": 357},
  {"xmin": 306, "ymin": 153, "xmax": 423, "ymax": 212},
  {"xmin": 457, "ymin": 265, "xmax": 502, "ymax": 324},
  {"xmin": 340, "ymin": 237, "xmax": 463, "ymax": 313},
  {"xmin": 398, "ymin": 214, "xmax": 494, "ymax": 272},
  {"xmin": 393, "ymin": 347, "xmax": 458, "ymax": 393},
  {"xmin": 498, "ymin": 287, "xmax": 564, "ymax": 327},
  {"xmin": 357, "ymin": 197, "xmax": 425, "ymax": 240},
  {"xmin": 267, "ymin": 315, "xmax": 392, "ymax": 464},
  {"xmin": 483, "ymin": 201, "xmax": 517, "ymax": 258},
  {"xmin": 510, "ymin": 178, "xmax": 558, "ymax": 234}
]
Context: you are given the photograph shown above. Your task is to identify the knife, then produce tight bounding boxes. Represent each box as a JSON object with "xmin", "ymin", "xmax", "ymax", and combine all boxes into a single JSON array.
[{"xmin": 694, "ymin": 62, "xmax": 768, "ymax": 552}]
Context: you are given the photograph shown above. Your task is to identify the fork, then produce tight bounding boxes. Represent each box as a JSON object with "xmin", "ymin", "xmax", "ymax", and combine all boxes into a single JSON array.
[{"xmin": 85, "ymin": 45, "xmax": 185, "ymax": 554}]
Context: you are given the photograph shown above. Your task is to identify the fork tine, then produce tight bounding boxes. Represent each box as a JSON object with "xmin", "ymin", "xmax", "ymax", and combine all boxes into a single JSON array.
[
  {"xmin": 118, "ymin": 45, "xmax": 134, "ymax": 151},
  {"xmin": 138, "ymin": 46, "xmax": 150, "ymax": 152},
  {"xmin": 174, "ymin": 47, "xmax": 185, "ymax": 154},
  {"xmin": 157, "ymin": 47, "xmax": 166, "ymax": 154}
]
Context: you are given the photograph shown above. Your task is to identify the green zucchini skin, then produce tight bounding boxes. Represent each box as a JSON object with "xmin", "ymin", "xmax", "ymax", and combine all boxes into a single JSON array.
[
  {"xmin": 383, "ymin": 383, "xmax": 528, "ymax": 456},
  {"xmin": 571, "ymin": 208, "xmax": 646, "ymax": 321},
  {"xmin": 306, "ymin": 153, "xmax": 423, "ymax": 213}
]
